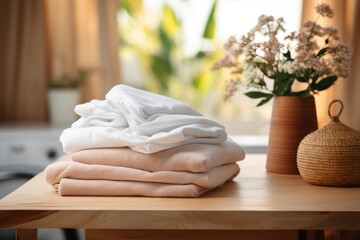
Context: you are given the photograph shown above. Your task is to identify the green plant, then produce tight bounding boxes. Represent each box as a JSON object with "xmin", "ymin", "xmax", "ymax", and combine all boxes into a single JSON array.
[
  {"xmin": 49, "ymin": 68, "xmax": 92, "ymax": 89},
  {"xmin": 118, "ymin": 0, "xmax": 223, "ymax": 111},
  {"xmin": 212, "ymin": 3, "xmax": 352, "ymax": 106}
]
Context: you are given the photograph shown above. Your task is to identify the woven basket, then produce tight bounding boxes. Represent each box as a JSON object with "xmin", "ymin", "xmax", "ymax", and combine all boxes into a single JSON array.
[{"xmin": 297, "ymin": 99, "xmax": 360, "ymax": 187}]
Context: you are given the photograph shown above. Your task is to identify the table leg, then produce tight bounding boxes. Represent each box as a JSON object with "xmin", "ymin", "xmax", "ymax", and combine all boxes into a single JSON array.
[
  {"xmin": 85, "ymin": 229, "xmax": 299, "ymax": 240},
  {"xmin": 324, "ymin": 230, "xmax": 360, "ymax": 240},
  {"xmin": 16, "ymin": 229, "xmax": 37, "ymax": 240},
  {"xmin": 301, "ymin": 230, "xmax": 325, "ymax": 240}
]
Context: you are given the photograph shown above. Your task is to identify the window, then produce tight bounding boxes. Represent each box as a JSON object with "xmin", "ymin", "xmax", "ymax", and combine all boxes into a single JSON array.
[{"xmin": 117, "ymin": 0, "xmax": 303, "ymax": 135}]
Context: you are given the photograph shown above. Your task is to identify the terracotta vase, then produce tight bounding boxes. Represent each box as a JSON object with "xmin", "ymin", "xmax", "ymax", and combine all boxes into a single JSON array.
[{"xmin": 266, "ymin": 96, "xmax": 318, "ymax": 174}]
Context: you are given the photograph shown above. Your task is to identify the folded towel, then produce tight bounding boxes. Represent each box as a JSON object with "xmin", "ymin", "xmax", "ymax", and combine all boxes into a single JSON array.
[
  {"xmin": 72, "ymin": 138, "xmax": 245, "ymax": 173},
  {"xmin": 105, "ymin": 84, "xmax": 203, "ymax": 125},
  {"xmin": 61, "ymin": 122, "xmax": 226, "ymax": 154},
  {"xmin": 57, "ymin": 178, "xmax": 210, "ymax": 197},
  {"xmin": 60, "ymin": 84, "xmax": 227, "ymax": 154},
  {"xmin": 72, "ymin": 100, "xmax": 127, "ymax": 128},
  {"xmin": 44, "ymin": 161, "xmax": 240, "ymax": 188}
]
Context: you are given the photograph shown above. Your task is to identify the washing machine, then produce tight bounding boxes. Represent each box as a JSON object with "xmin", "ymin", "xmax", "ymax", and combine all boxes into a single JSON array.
[{"xmin": 0, "ymin": 124, "xmax": 80, "ymax": 240}]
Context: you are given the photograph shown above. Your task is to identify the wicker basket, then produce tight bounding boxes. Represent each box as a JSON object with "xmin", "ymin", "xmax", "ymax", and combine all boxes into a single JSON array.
[{"xmin": 297, "ymin": 99, "xmax": 360, "ymax": 187}]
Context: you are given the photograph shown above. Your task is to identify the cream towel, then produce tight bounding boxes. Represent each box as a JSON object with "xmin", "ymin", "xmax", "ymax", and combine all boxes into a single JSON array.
[
  {"xmin": 44, "ymin": 161, "xmax": 240, "ymax": 188},
  {"xmin": 71, "ymin": 138, "xmax": 245, "ymax": 173}
]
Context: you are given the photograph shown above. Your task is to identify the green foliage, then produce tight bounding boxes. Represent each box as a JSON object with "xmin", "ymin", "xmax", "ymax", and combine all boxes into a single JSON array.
[
  {"xmin": 118, "ymin": 0, "xmax": 221, "ymax": 111},
  {"xmin": 238, "ymin": 45, "xmax": 339, "ymax": 103},
  {"xmin": 245, "ymin": 91, "xmax": 273, "ymax": 106},
  {"xmin": 315, "ymin": 75, "xmax": 337, "ymax": 91},
  {"xmin": 282, "ymin": 50, "xmax": 292, "ymax": 61},
  {"xmin": 150, "ymin": 54, "xmax": 173, "ymax": 91},
  {"xmin": 203, "ymin": 0, "xmax": 217, "ymax": 39},
  {"xmin": 273, "ymin": 72, "xmax": 294, "ymax": 96},
  {"xmin": 118, "ymin": 0, "xmax": 143, "ymax": 15},
  {"xmin": 161, "ymin": 3, "xmax": 180, "ymax": 36},
  {"xmin": 147, "ymin": 3, "xmax": 179, "ymax": 92},
  {"xmin": 50, "ymin": 69, "xmax": 92, "ymax": 89},
  {"xmin": 316, "ymin": 47, "xmax": 328, "ymax": 57}
]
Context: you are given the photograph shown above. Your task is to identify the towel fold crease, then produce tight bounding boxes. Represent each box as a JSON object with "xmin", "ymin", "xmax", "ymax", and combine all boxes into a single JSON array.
[
  {"xmin": 45, "ymin": 161, "xmax": 240, "ymax": 189},
  {"xmin": 58, "ymin": 178, "xmax": 208, "ymax": 198},
  {"xmin": 71, "ymin": 138, "xmax": 245, "ymax": 173}
]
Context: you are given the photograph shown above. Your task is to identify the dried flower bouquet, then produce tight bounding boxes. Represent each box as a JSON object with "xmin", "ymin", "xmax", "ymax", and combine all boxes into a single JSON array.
[{"xmin": 212, "ymin": 3, "xmax": 352, "ymax": 106}]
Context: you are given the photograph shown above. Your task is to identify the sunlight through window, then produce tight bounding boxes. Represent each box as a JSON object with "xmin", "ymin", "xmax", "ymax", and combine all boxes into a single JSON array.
[{"xmin": 117, "ymin": 0, "xmax": 303, "ymax": 135}]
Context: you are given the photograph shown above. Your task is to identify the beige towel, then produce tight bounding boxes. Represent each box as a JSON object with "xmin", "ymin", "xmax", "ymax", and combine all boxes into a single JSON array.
[
  {"xmin": 58, "ymin": 178, "xmax": 209, "ymax": 197},
  {"xmin": 45, "ymin": 161, "xmax": 240, "ymax": 188},
  {"xmin": 71, "ymin": 138, "xmax": 245, "ymax": 172}
]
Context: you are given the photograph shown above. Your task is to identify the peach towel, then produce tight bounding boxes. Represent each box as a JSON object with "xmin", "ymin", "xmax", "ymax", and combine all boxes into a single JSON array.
[
  {"xmin": 57, "ymin": 179, "xmax": 210, "ymax": 197},
  {"xmin": 71, "ymin": 138, "xmax": 245, "ymax": 173},
  {"xmin": 45, "ymin": 161, "xmax": 240, "ymax": 188}
]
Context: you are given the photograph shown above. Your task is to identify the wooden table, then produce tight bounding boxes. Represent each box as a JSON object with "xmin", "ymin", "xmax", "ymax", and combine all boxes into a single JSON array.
[{"xmin": 0, "ymin": 154, "xmax": 359, "ymax": 240}]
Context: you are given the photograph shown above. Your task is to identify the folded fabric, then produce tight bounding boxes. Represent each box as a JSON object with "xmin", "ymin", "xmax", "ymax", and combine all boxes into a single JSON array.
[
  {"xmin": 72, "ymin": 100, "xmax": 127, "ymax": 128},
  {"xmin": 60, "ymin": 84, "xmax": 227, "ymax": 154},
  {"xmin": 101, "ymin": 84, "xmax": 202, "ymax": 125},
  {"xmin": 57, "ymin": 178, "xmax": 210, "ymax": 197},
  {"xmin": 61, "ymin": 123, "xmax": 226, "ymax": 154},
  {"xmin": 72, "ymin": 138, "xmax": 245, "ymax": 173},
  {"xmin": 44, "ymin": 160, "xmax": 240, "ymax": 188}
]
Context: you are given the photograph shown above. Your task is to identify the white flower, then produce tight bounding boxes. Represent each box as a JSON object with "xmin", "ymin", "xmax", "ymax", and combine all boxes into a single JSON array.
[{"xmin": 278, "ymin": 60, "xmax": 298, "ymax": 74}]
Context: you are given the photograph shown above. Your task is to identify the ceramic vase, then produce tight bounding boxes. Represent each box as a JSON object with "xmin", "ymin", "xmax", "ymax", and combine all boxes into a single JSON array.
[
  {"xmin": 48, "ymin": 89, "xmax": 80, "ymax": 125},
  {"xmin": 266, "ymin": 96, "xmax": 318, "ymax": 174}
]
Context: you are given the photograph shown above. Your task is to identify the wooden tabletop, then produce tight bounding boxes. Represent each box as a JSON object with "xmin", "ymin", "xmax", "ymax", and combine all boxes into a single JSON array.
[{"xmin": 0, "ymin": 154, "xmax": 359, "ymax": 230}]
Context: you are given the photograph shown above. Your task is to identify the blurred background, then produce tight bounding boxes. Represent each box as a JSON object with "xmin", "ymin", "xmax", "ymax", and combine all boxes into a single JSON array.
[
  {"xmin": 0, "ymin": 0, "xmax": 359, "ymax": 239},
  {"xmin": 0, "ymin": 0, "xmax": 359, "ymax": 132}
]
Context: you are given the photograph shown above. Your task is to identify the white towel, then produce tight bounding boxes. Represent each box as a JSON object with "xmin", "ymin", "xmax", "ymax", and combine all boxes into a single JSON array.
[
  {"xmin": 106, "ymin": 84, "xmax": 203, "ymax": 125},
  {"xmin": 60, "ymin": 85, "xmax": 227, "ymax": 154},
  {"xmin": 72, "ymin": 100, "xmax": 128, "ymax": 128}
]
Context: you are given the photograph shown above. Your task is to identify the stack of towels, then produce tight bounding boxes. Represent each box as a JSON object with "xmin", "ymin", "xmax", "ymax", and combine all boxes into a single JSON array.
[{"xmin": 44, "ymin": 84, "xmax": 245, "ymax": 197}]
